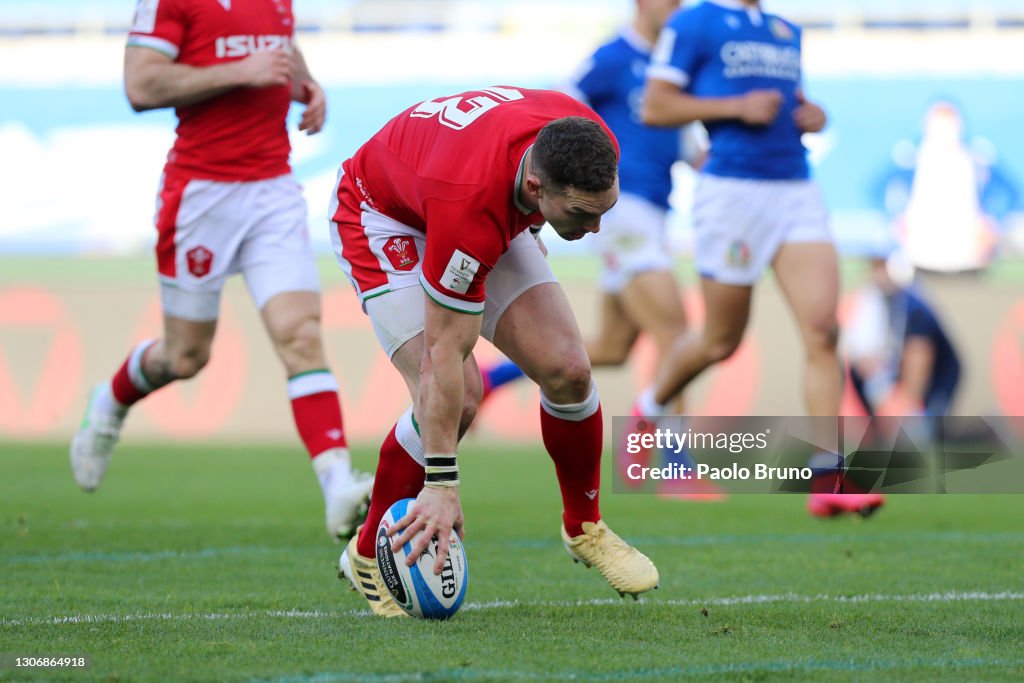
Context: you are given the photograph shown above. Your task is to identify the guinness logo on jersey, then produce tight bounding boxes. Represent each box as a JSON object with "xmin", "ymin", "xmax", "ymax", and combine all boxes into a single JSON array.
[
  {"xmin": 215, "ymin": 35, "xmax": 293, "ymax": 59},
  {"xmin": 443, "ymin": 249, "xmax": 480, "ymax": 295}
]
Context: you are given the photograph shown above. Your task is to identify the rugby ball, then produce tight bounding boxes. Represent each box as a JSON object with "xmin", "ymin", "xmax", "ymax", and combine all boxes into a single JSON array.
[{"xmin": 375, "ymin": 498, "xmax": 468, "ymax": 619}]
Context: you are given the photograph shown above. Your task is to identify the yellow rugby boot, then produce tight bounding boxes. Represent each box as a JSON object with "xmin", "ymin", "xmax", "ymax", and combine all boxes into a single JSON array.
[
  {"xmin": 338, "ymin": 532, "xmax": 409, "ymax": 618},
  {"xmin": 562, "ymin": 520, "xmax": 659, "ymax": 600}
]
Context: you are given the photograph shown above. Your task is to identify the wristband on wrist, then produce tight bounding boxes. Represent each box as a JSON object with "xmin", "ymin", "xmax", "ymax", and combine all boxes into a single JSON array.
[{"xmin": 425, "ymin": 453, "xmax": 459, "ymax": 487}]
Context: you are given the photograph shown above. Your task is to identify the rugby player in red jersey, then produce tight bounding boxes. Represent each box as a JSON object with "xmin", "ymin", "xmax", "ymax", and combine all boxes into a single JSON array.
[
  {"xmin": 331, "ymin": 87, "xmax": 660, "ymax": 616},
  {"xmin": 71, "ymin": 0, "xmax": 373, "ymax": 540}
]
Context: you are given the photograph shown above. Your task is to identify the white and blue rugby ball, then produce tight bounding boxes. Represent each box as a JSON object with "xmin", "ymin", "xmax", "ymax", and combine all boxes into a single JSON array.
[{"xmin": 375, "ymin": 498, "xmax": 468, "ymax": 619}]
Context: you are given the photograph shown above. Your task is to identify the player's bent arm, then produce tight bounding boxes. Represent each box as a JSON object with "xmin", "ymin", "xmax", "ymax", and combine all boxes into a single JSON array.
[
  {"xmin": 290, "ymin": 46, "xmax": 326, "ymax": 135},
  {"xmin": 124, "ymin": 46, "xmax": 290, "ymax": 112},
  {"xmin": 291, "ymin": 46, "xmax": 315, "ymax": 99},
  {"xmin": 641, "ymin": 78, "xmax": 741, "ymax": 127},
  {"xmin": 388, "ymin": 295, "xmax": 480, "ymax": 572}
]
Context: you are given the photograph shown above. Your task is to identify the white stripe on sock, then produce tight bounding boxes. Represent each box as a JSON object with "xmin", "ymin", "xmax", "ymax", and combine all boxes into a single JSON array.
[
  {"xmin": 540, "ymin": 383, "xmax": 600, "ymax": 422},
  {"xmin": 128, "ymin": 339, "xmax": 157, "ymax": 393},
  {"xmin": 394, "ymin": 407, "xmax": 425, "ymax": 466},
  {"xmin": 287, "ymin": 371, "xmax": 338, "ymax": 400}
]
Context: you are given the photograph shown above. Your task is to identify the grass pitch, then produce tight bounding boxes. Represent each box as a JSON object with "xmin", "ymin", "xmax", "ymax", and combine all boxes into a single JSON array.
[{"xmin": 1, "ymin": 442, "xmax": 1022, "ymax": 682}]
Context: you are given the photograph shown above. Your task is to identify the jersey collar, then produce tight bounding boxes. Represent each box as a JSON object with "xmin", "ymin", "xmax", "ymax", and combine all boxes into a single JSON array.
[
  {"xmin": 706, "ymin": 0, "xmax": 763, "ymax": 24},
  {"xmin": 620, "ymin": 25, "xmax": 654, "ymax": 55},
  {"xmin": 513, "ymin": 145, "xmax": 534, "ymax": 215}
]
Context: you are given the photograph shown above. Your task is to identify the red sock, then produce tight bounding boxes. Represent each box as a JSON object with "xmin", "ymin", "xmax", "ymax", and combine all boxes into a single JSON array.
[
  {"xmin": 110, "ymin": 340, "xmax": 157, "ymax": 407},
  {"xmin": 288, "ymin": 371, "xmax": 347, "ymax": 459},
  {"xmin": 356, "ymin": 424, "xmax": 424, "ymax": 558},
  {"xmin": 541, "ymin": 402, "xmax": 603, "ymax": 536},
  {"xmin": 290, "ymin": 392, "xmax": 347, "ymax": 458}
]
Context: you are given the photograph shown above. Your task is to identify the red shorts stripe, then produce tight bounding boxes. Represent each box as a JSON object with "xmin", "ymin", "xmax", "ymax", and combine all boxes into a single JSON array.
[
  {"xmin": 155, "ymin": 172, "xmax": 190, "ymax": 278},
  {"xmin": 331, "ymin": 171, "xmax": 389, "ymax": 296}
]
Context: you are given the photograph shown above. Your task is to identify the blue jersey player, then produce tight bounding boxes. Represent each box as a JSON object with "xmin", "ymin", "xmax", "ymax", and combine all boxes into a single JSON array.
[
  {"xmin": 478, "ymin": 1, "xmax": 707, "ymax": 431},
  {"xmin": 563, "ymin": 0, "xmax": 703, "ymax": 407},
  {"xmin": 566, "ymin": 0, "xmax": 726, "ymax": 500},
  {"xmin": 642, "ymin": 0, "xmax": 881, "ymax": 516}
]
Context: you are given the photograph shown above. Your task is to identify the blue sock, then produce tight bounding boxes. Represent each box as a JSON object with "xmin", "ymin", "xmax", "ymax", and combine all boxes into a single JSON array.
[{"xmin": 484, "ymin": 360, "xmax": 525, "ymax": 390}]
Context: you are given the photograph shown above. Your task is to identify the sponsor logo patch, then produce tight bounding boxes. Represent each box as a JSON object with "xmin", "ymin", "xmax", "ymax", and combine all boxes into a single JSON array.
[
  {"xmin": 383, "ymin": 236, "xmax": 419, "ymax": 272},
  {"xmin": 214, "ymin": 35, "xmax": 293, "ymax": 59},
  {"xmin": 442, "ymin": 249, "xmax": 480, "ymax": 295},
  {"xmin": 186, "ymin": 246, "xmax": 214, "ymax": 278},
  {"xmin": 131, "ymin": 0, "xmax": 159, "ymax": 33}
]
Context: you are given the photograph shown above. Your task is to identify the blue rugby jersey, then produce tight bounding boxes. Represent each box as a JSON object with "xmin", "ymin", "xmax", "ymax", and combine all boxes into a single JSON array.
[
  {"xmin": 648, "ymin": 0, "xmax": 809, "ymax": 180},
  {"xmin": 567, "ymin": 26, "xmax": 690, "ymax": 209}
]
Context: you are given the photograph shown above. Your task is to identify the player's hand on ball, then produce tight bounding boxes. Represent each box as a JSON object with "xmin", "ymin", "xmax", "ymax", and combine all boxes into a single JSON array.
[
  {"xmin": 738, "ymin": 89, "xmax": 782, "ymax": 125},
  {"xmin": 388, "ymin": 485, "xmax": 464, "ymax": 575}
]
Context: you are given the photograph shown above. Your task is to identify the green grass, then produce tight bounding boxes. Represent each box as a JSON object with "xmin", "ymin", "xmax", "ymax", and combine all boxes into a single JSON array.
[
  {"xmin": 5, "ymin": 254, "xmax": 1024, "ymax": 287},
  {"xmin": 2, "ymin": 442, "xmax": 1023, "ymax": 682}
]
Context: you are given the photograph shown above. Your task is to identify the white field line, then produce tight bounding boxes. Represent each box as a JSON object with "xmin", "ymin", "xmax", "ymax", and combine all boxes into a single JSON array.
[
  {"xmin": 6, "ymin": 530, "xmax": 1023, "ymax": 565},
  {"xmin": 2, "ymin": 591, "xmax": 1022, "ymax": 628}
]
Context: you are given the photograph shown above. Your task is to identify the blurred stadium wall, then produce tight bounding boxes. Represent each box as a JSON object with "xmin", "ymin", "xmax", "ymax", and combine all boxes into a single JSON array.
[{"xmin": 2, "ymin": 1, "xmax": 1022, "ymax": 442}]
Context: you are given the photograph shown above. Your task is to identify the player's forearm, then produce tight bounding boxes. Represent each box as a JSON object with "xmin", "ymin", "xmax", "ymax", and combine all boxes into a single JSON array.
[
  {"xmin": 417, "ymin": 348, "xmax": 466, "ymax": 455},
  {"xmin": 291, "ymin": 47, "xmax": 315, "ymax": 98},
  {"xmin": 125, "ymin": 60, "xmax": 244, "ymax": 112},
  {"xmin": 642, "ymin": 83, "xmax": 741, "ymax": 127}
]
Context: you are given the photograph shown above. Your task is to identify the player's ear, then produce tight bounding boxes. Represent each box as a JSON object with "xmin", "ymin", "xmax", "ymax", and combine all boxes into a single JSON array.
[{"xmin": 524, "ymin": 174, "xmax": 544, "ymax": 198}]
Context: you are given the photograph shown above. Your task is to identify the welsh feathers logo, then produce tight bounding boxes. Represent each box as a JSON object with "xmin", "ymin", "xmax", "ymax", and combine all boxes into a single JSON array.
[
  {"xmin": 186, "ymin": 246, "xmax": 214, "ymax": 278},
  {"xmin": 383, "ymin": 236, "xmax": 419, "ymax": 271}
]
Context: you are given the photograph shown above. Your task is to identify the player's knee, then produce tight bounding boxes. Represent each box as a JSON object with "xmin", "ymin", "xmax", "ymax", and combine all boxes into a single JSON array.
[
  {"xmin": 278, "ymin": 317, "xmax": 324, "ymax": 368},
  {"xmin": 805, "ymin": 319, "xmax": 840, "ymax": 354},
  {"xmin": 704, "ymin": 337, "xmax": 741, "ymax": 364},
  {"xmin": 168, "ymin": 348, "xmax": 210, "ymax": 380},
  {"xmin": 539, "ymin": 355, "xmax": 593, "ymax": 403},
  {"xmin": 459, "ymin": 398, "xmax": 479, "ymax": 434},
  {"xmin": 456, "ymin": 381, "xmax": 483, "ymax": 436}
]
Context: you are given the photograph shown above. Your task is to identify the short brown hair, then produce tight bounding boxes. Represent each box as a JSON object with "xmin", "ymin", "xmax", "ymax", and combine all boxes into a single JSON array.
[{"xmin": 531, "ymin": 117, "xmax": 618, "ymax": 194}]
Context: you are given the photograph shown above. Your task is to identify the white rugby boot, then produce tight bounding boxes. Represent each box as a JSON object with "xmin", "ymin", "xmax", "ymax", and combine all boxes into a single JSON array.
[
  {"xmin": 70, "ymin": 383, "xmax": 126, "ymax": 492},
  {"xmin": 314, "ymin": 449, "xmax": 374, "ymax": 541},
  {"xmin": 562, "ymin": 520, "xmax": 660, "ymax": 600}
]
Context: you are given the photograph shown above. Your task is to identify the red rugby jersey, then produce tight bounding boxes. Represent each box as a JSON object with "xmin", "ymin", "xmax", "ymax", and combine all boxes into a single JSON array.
[
  {"xmin": 128, "ymin": 0, "xmax": 294, "ymax": 180},
  {"xmin": 338, "ymin": 87, "xmax": 617, "ymax": 311}
]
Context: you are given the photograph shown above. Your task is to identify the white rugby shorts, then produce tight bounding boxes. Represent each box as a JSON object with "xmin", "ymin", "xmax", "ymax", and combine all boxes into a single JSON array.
[
  {"xmin": 692, "ymin": 175, "xmax": 831, "ymax": 285},
  {"xmin": 155, "ymin": 172, "xmax": 320, "ymax": 321},
  {"xmin": 332, "ymin": 217, "xmax": 556, "ymax": 358},
  {"xmin": 590, "ymin": 192, "xmax": 674, "ymax": 293}
]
